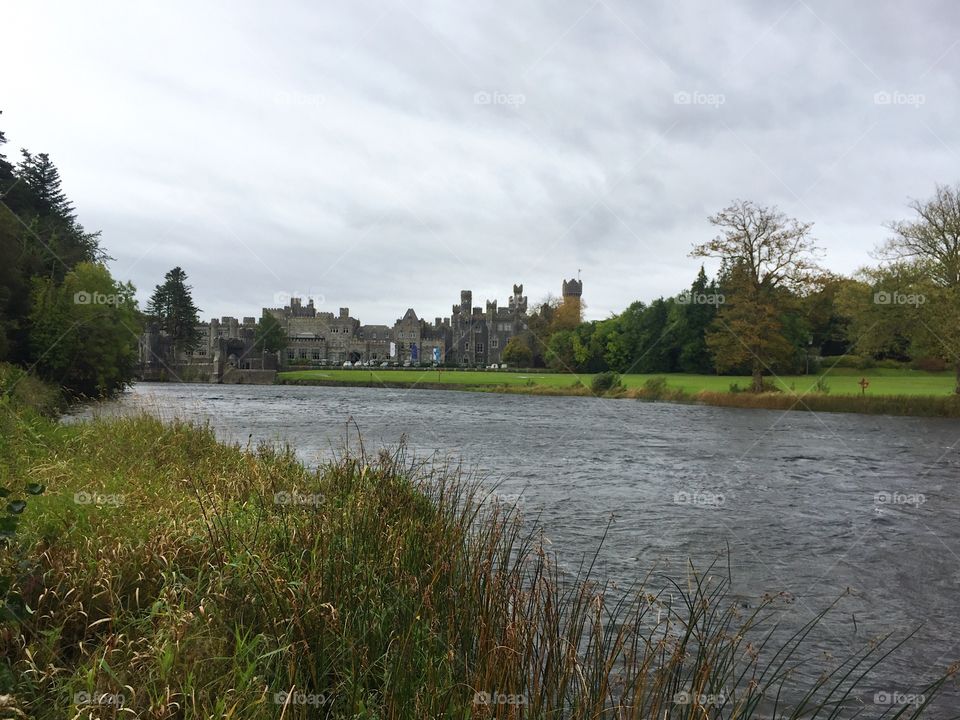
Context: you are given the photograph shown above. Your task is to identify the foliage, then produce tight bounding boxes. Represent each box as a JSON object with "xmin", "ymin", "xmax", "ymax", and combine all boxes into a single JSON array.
[
  {"xmin": 146, "ymin": 266, "xmax": 202, "ymax": 354},
  {"xmin": 590, "ymin": 370, "xmax": 621, "ymax": 393},
  {"xmin": 676, "ymin": 266, "xmax": 721, "ymax": 372},
  {"xmin": 839, "ymin": 184, "xmax": 960, "ymax": 392},
  {"xmin": 499, "ymin": 335, "xmax": 532, "ymax": 367},
  {"xmin": 693, "ymin": 200, "xmax": 824, "ymax": 391},
  {"xmin": 0, "ymin": 113, "xmax": 106, "ymax": 367},
  {"xmin": 254, "ymin": 311, "xmax": 286, "ymax": 353},
  {"xmin": 27, "ymin": 263, "xmax": 140, "ymax": 397},
  {"xmin": 0, "ymin": 411, "xmax": 954, "ymax": 715},
  {"xmin": 0, "ymin": 362, "xmax": 62, "ymax": 416}
]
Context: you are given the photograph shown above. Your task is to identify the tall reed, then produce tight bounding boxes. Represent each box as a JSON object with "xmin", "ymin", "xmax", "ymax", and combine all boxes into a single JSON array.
[{"xmin": 0, "ymin": 411, "xmax": 955, "ymax": 718}]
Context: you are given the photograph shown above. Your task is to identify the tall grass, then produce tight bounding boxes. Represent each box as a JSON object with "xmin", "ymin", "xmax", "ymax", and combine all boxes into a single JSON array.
[
  {"xmin": 692, "ymin": 390, "xmax": 960, "ymax": 417},
  {"xmin": 0, "ymin": 409, "xmax": 955, "ymax": 718}
]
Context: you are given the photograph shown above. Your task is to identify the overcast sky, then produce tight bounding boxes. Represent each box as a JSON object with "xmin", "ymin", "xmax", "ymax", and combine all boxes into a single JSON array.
[{"xmin": 3, "ymin": 1, "xmax": 958, "ymax": 324}]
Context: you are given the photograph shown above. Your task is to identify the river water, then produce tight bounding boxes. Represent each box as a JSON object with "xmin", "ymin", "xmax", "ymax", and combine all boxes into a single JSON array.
[{"xmin": 72, "ymin": 382, "xmax": 960, "ymax": 716}]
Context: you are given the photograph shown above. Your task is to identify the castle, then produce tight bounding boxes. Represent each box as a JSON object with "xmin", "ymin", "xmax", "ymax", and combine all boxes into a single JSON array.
[{"xmin": 139, "ymin": 278, "xmax": 582, "ymax": 381}]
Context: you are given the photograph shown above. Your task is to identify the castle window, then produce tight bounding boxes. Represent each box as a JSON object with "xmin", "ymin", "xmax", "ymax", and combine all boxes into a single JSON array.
[
  {"xmin": 299, "ymin": 349, "xmax": 308, "ymax": 359},
  {"xmin": 287, "ymin": 350, "xmax": 295, "ymax": 360},
  {"xmin": 476, "ymin": 343, "xmax": 484, "ymax": 353},
  {"xmin": 312, "ymin": 349, "xmax": 321, "ymax": 360},
  {"xmin": 464, "ymin": 342, "xmax": 469, "ymax": 351},
  {"xmin": 491, "ymin": 338, "xmax": 498, "ymax": 349}
]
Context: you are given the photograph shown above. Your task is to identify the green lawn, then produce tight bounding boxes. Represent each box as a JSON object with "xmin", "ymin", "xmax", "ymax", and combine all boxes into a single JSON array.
[{"xmin": 279, "ymin": 367, "xmax": 958, "ymax": 397}]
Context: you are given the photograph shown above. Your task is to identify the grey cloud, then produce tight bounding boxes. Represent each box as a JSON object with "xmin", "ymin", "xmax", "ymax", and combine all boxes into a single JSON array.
[{"xmin": 2, "ymin": 0, "xmax": 958, "ymax": 323}]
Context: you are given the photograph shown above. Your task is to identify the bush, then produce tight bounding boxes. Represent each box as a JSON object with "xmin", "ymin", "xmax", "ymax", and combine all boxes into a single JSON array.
[
  {"xmin": 823, "ymin": 354, "xmax": 874, "ymax": 370},
  {"xmin": 2, "ymin": 409, "xmax": 954, "ymax": 716},
  {"xmin": 912, "ymin": 356, "xmax": 949, "ymax": 372},
  {"xmin": 761, "ymin": 380, "xmax": 783, "ymax": 393},
  {"xmin": 643, "ymin": 376, "xmax": 668, "ymax": 395},
  {"xmin": 591, "ymin": 371, "xmax": 622, "ymax": 393},
  {"xmin": 0, "ymin": 363, "xmax": 62, "ymax": 416}
]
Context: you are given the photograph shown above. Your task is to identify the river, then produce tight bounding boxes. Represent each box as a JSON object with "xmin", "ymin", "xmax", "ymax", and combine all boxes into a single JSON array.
[{"xmin": 71, "ymin": 382, "xmax": 960, "ymax": 716}]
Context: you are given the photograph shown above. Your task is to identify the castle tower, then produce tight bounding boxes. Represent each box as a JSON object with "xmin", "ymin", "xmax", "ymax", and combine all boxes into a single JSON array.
[
  {"xmin": 558, "ymin": 277, "xmax": 583, "ymax": 328},
  {"xmin": 509, "ymin": 283, "xmax": 528, "ymax": 315},
  {"xmin": 561, "ymin": 278, "xmax": 583, "ymax": 302}
]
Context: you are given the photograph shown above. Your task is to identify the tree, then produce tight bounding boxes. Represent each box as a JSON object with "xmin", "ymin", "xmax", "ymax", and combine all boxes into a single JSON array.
[
  {"xmin": 676, "ymin": 266, "xmax": 720, "ymax": 373},
  {"xmin": 147, "ymin": 267, "xmax": 202, "ymax": 355},
  {"xmin": 0, "ymin": 119, "xmax": 106, "ymax": 364},
  {"xmin": 28, "ymin": 262, "xmax": 140, "ymax": 397},
  {"xmin": 500, "ymin": 335, "xmax": 532, "ymax": 367},
  {"xmin": 255, "ymin": 312, "xmax": 286, "ymax": 353},
  {"xmin": 523, "ymin": 296, "xmax": 560, "ymax": 367},
  {"xmin": 692, "ymin": 201, "xmax": 823, "ymax": 391},
  {"xmin": 545, "ymin": 330, "xmax": 576, "ymax": 371},
  {"xmin": 15, "ymin": 149, "xmax": 104, "ymax": 274},
  {"xmin": 880, "ymin": 184, "xmax": 960, "ymax": 286},
  {"xmin": 835, "ymin": 266, "xmax": 916, "ymax": 363},
  {"xmin": 551, "ymin": 296, "xmax": 583, "ymax": 333},
  {"xmin": 877, "ymin": 184, "xmax": 960, "ymax": 391}
]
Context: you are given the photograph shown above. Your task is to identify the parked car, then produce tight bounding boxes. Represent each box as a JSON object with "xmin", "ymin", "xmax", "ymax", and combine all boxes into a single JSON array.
[
  {"xmin": 342, "ymin": 361, "xmax": 352, "ymax": 368},
  {"xmin": 380, "ymin": 361, "xmax": 389, "ymax": 367}
]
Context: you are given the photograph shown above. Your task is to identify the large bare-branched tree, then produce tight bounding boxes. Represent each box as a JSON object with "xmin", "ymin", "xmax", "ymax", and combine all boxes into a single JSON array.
[
  {"xmin": 692, "ymin": 200, "xmax": 823, "ymax": 392},
  {"xmin": 877, "ymin": 184, "xmax": 960, "ymax": 392},
  {"xmin": 880, "ymin": 184, "xmax": 960, "ymax": 287}
]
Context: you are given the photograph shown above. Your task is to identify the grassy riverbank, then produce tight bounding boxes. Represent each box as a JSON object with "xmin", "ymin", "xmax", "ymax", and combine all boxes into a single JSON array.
[
  {"xmin": 280, "ymin": 367, "xmax": 957, "ymax": 396},
  {"xmin": 0, "ymin": 384, "xmax": 955, "ymax": 716},
  {"xmin": 279, "ymin": 368, "xmax": 960, "ymax": 418}
]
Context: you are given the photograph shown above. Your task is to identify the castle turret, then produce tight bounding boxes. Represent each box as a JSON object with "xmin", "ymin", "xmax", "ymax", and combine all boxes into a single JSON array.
[{"xmin": 562, "ymin": 278, "xmax": 583, "ymax": 301}]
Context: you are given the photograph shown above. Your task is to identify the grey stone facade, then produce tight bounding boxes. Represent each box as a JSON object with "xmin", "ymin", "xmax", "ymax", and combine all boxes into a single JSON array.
[
  {"xmin": 139, "ymin": 279, "xmax": 579, "ymax": 376},
  {"xmin": 139, "ymin": 315, "xmax": 278, "ymax": 383}
]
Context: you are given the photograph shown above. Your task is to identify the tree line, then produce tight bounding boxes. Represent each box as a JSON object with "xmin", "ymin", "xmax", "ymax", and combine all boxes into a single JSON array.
[
  {"xmin": 3, "ymin": 111, "xmax": 958, "ymax": 396},
  {"xmin": 0, "ymin": 115, "xmax": 212, "ymax": 397},
  {"xmin": 505, "ymin": 195, "xmax": 960, "ymax": 394}
]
